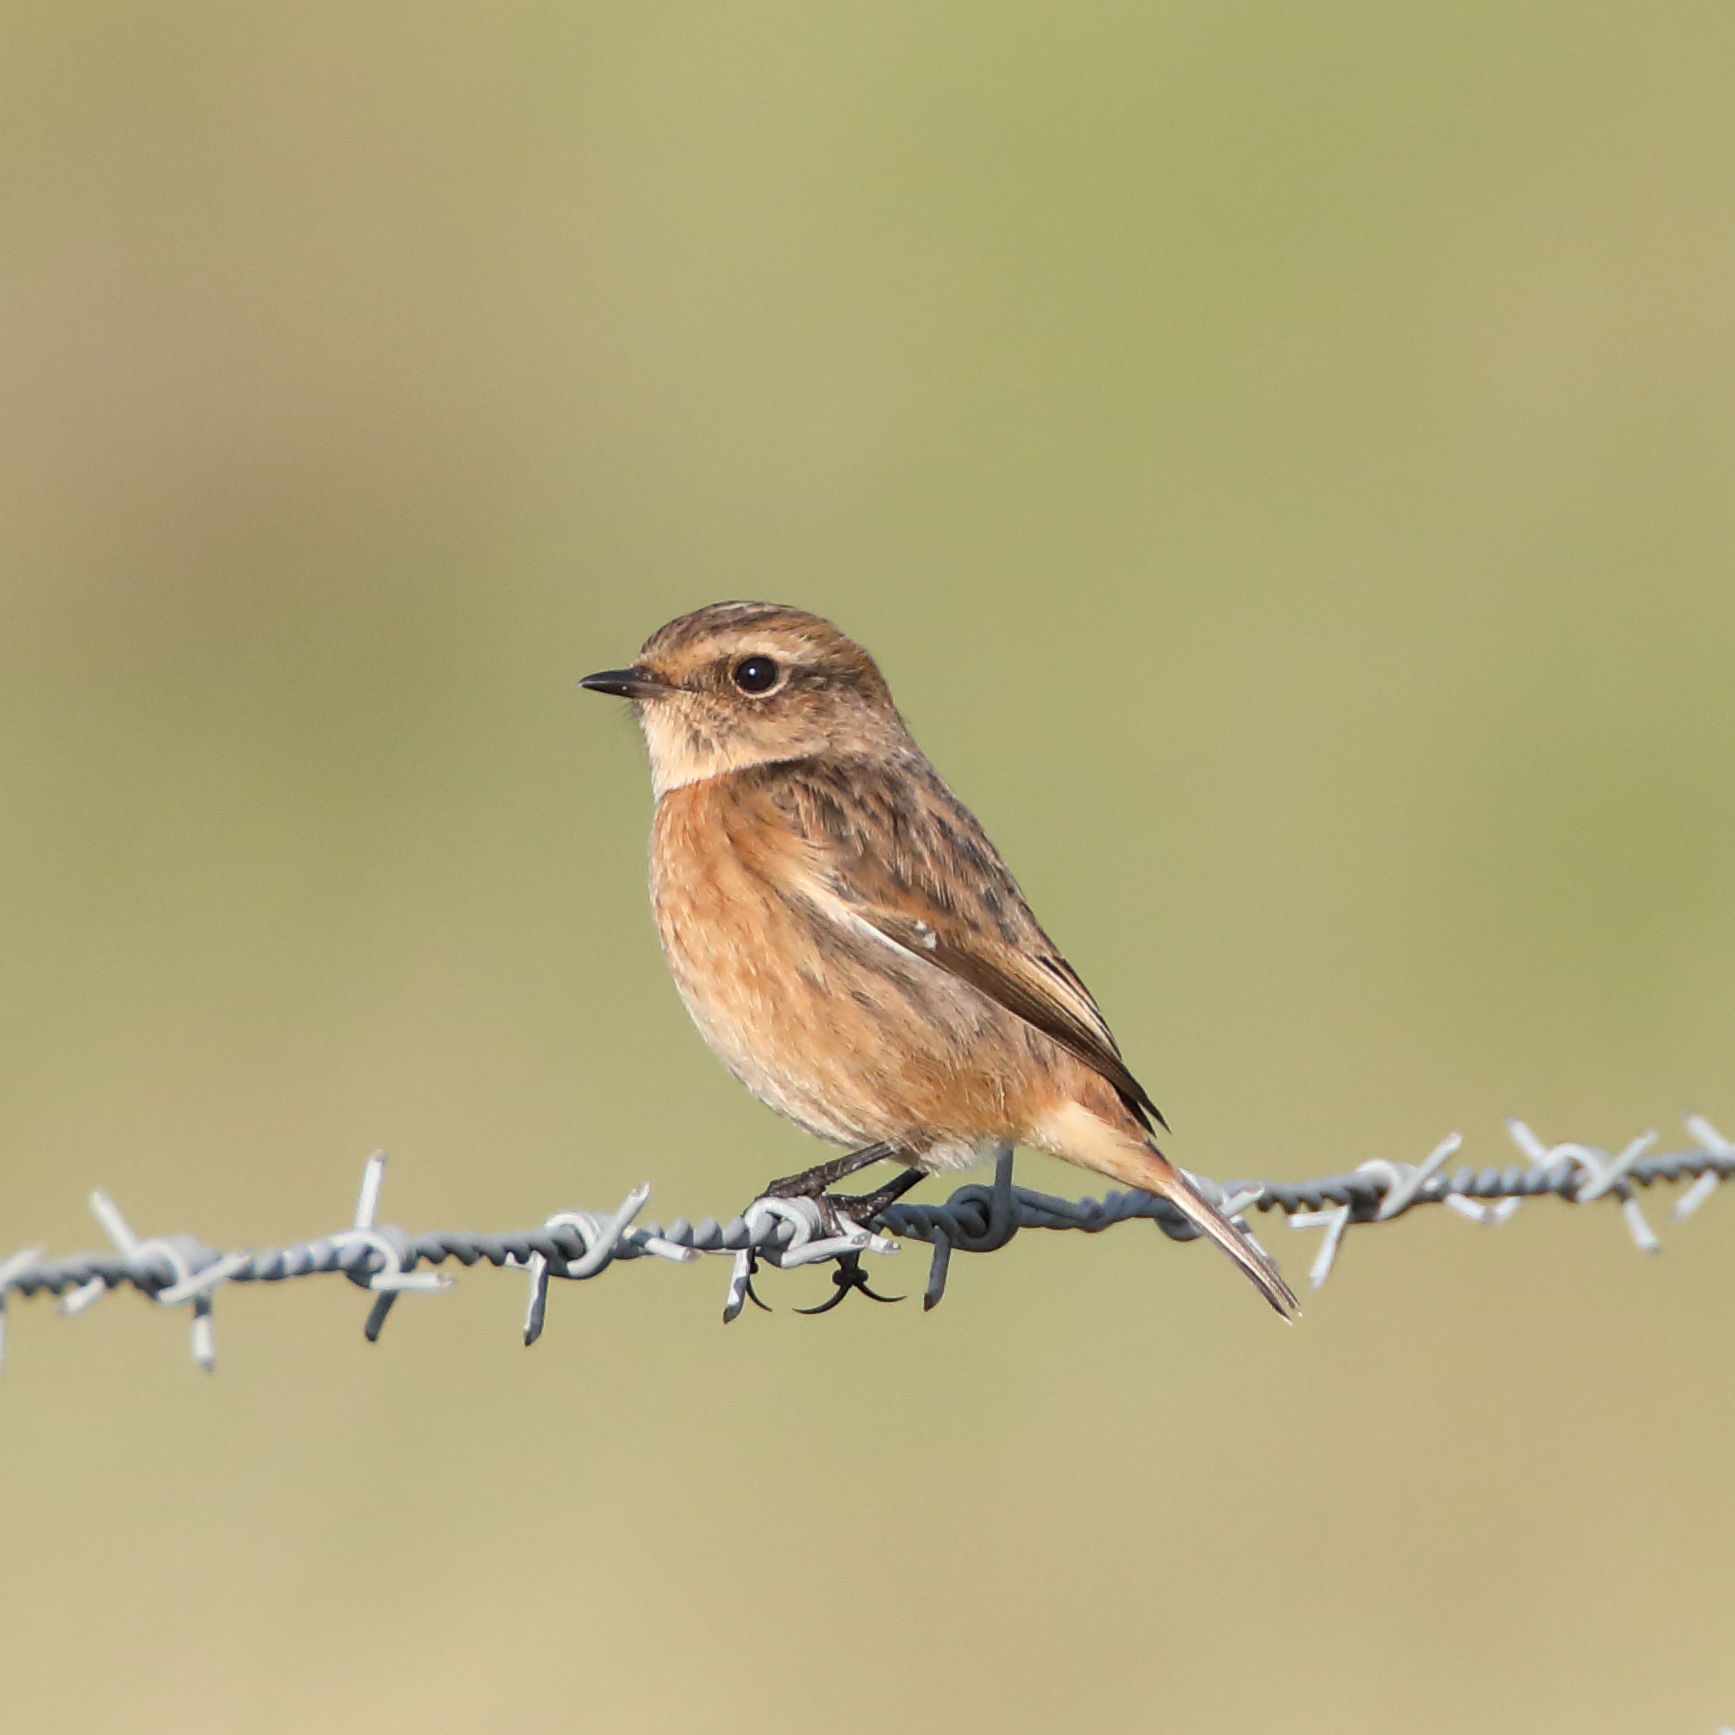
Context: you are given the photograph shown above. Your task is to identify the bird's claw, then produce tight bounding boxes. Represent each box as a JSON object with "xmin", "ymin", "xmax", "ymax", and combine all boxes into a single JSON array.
[
  {"xmin": 741, "ymin": 1251, "xmax": 776, "ymax": 1313},
  {"xmin": 796, "ymin": 1251, "xmax": 904, "ymax": 1314}
]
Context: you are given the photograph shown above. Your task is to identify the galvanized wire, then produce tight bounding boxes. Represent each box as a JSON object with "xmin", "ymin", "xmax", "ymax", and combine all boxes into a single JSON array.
[{"xmin": 2, "ymin": 1112, "xmax": 1730, "ymax": 1370}]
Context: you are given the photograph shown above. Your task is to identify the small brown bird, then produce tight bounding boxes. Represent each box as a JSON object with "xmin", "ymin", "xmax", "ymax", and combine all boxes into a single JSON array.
[{"xmin": 581, "ymin": 602, "xmax": 1297, "ymax": 1316}]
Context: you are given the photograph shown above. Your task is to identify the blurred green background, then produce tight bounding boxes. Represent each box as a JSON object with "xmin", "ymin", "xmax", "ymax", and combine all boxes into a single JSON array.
[{"xmin": 4, "ymin": 2, "xmax": 1734, "ymax": 1730}]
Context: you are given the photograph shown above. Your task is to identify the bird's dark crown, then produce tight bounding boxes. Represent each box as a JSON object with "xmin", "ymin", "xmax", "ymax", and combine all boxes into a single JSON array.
[{"xmin": 639, "ymin": 602, "xmax": 888, "ymax": 701}]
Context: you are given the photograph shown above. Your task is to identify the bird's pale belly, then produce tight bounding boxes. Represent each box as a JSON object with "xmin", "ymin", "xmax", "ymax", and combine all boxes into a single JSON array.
[{"xmin": 650, "ymin": 798, "xmax": 1026, "ymax": 1164}]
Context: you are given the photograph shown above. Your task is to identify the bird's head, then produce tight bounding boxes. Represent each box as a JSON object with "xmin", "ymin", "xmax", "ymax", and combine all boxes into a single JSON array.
[{"xmin": 581, "ymin": 602, "xmax": 907, "ymax": 794}]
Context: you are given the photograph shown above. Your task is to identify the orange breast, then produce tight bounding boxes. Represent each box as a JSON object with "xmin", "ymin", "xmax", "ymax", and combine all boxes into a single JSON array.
[{"xmin": 648, "ymin": 779, "xmax": 1058, "ymax": 1155}]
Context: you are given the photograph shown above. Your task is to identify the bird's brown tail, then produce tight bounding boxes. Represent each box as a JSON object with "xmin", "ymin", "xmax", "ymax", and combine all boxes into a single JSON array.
[
  {"xmin": 1037, "ymin": 1102, "xmax": 1300, "ymax": 1319},
  {"xmin": 1157, "ymin": 1164, "xmax": 1299, "ymax": 1319}
]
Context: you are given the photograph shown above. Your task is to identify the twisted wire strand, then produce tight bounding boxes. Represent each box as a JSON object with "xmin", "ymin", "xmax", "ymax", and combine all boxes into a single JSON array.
[{"xmin": 1, "ymin": 1113, "xmax": 1729, "ymax": 1369}]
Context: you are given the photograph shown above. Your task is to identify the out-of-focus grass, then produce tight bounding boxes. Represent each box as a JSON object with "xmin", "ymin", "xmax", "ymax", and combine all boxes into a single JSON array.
[{"xmin": 3, "ymin": 3, "xmax": 1734, "ymax": 1731}]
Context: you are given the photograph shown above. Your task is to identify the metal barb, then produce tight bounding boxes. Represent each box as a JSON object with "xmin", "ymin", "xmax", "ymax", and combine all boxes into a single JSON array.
[
  {"xmin": 1372, "ymin": 1134, "xmax": 1465, "ymax": 1220},
  {"xmin": 1216, "ymin": 1187, "xmax": 1264, "ymax": 1223},
  {"xmin": 1511, "ymin": 1125, "xmax": 1663, "ymax": 1252},
  {"xmin": 329, "ymin": 1149, "xmax": 452, "ymax": 1341},
  {"xmin": 922, "ymin": 1235, "xmax": 953, "ymax": 1311},
  {"xmin": 190, "ymin": 1296, "xmax": 217, "ymax": 1373},
  {"xmin": 1505, "ymin": 1118, "xmax": 1550, "ymax": 1165},
  {"xmin": 1621, "ymin": 1197, "xmax": 1662, "ymax": 1255},
  {"xmin": 1290, "ymin": 1204, "xmax": 1352, "ymax": 1290},
  {"xmin": 1572, "ymin": 1132, "xmax": 1658, "ymax": 1204},
  {"xmin": 1672, "ymin": 1169, "xmax": 1722, "ymax": 1223},
  {"xmin": 1676, "ymin": 1113, "xmax": 1730, "ymax": 1221},
  {"xmin": 60, "ymin": 1276, "xmax": 108, "ymax": 1316},
  {"xmin": 721, "ymin": 1248, "xmax": 762, "ymax": 1324},
  {"xmin": 89, "ymin": 1190, "xmax": 140, "ymax": 1256},
  {"xmin": 85, "ymin": 1190, "xmax": 235, "ymax": 1366},
  {"xmin": 354, "ymin": 1150, "xmax": 388, "ymax": 1231},
  {"xmin": 157, "ymin": 1253, "xmax": 251, "ymax": 1307},
  {"xmin": 522, "ymin": 1184, "xmax": 674, "ymax": 1346}
]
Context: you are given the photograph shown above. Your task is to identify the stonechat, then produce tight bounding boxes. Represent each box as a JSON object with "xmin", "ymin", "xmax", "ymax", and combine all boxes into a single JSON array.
[{"xmin": 581, "ymin": 602, "xmax": 1297, "ymax": 1316}]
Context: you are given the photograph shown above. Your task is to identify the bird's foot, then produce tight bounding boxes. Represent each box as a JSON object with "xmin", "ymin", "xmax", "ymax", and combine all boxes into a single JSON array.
[{"xmin": 722, "ymin": 1191, "xmax": 902, "ymax": 1322}]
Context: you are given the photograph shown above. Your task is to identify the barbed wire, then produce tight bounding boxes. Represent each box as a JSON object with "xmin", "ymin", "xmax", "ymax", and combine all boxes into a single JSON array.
[{"xmin": 1, "ymin": 1110, "xmax": 1730, "ymax": 1371}]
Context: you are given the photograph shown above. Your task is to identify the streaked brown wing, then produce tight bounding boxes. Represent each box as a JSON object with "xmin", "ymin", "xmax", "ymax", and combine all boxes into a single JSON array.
[{"xmin": 747, "ymin": 756, "xmax": 1169, "ymax": 1133}]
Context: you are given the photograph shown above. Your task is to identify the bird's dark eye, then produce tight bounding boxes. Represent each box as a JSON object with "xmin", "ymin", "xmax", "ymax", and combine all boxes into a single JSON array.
[{"xmin": 732, "ymin": 655, "xmax": 781, "ymax": 694}]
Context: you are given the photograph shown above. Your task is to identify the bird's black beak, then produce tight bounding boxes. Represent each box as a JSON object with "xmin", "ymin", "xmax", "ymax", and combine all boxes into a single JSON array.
[{"xmin": 578, "ymin": 666, "xmax": 673, "ymax": 700}]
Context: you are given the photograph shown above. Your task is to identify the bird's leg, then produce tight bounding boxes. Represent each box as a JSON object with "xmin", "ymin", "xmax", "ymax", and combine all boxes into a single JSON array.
[
  {"xmin": 827, "ymin": 1164, "xmax": 927, "ymax": 1227},
  {"xmin": 762, "ymin": 1141, "xmax": 900, "ymax": 1201}
]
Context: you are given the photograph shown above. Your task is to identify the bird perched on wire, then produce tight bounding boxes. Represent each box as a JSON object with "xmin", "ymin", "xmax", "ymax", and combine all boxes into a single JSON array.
[{"xmin": 581, "ymin": 602, "xmax": 1297, "ymax": 1317}]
